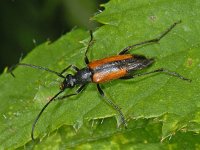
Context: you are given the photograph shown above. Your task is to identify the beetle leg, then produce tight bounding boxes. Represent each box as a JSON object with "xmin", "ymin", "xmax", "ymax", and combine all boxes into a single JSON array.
[
  {"xmin": 85, "ymin": 30, "xmax": 94, "ymax": 64},
  {"xmin": 97, "ymin": 84, "xmax": 128, "ymax": 128},
  {"xmin": 120, "ymin": 68, "xmax": 191, "ymax": 82},
  {"xmin": 71, "ymin": 65, "xmax": 80, "ymax": 72},
  {"xmin": 57, "ymin": 84, "xmax": 87, "ymax": 100},
  {"xmin": 119, "ymin": 20, "xmax": 181, "ymax": 55},
  {"xmin": 60, "ymin": 65, "xmax": 72, "ymax": 75},
  {"xmin": 60, "ymin": 65, "xmax": 79, "ymax": 75}
]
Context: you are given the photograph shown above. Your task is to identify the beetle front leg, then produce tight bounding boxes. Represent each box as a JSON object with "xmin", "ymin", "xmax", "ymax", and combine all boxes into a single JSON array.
[
  {"xmin": 60, "ymin": 64, "xmax": 80, "ymax": 75},
  {"xmin": 57, "ymin": 84, "xmax": 87, "ymax": 100}
]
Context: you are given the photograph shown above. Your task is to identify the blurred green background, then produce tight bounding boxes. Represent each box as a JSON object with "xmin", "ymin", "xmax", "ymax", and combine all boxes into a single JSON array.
[{"xmin": 0, "ymin": 0, "xmax": 108, "ymax": 73}]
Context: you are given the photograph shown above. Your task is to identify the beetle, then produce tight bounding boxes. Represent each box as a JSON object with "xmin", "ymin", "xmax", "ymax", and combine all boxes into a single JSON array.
[{"xmin": 12, "ymin": 20, "xmax": 191, "ymax": 140}]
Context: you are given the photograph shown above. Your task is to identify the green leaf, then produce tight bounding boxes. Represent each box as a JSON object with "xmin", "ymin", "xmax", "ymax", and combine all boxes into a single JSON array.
[{"xmin": 1, "ymin": 0, "xmax": 200, "ymax": 149}]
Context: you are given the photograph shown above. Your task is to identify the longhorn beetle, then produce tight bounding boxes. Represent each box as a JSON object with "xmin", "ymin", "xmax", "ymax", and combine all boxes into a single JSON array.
[{"xmin": 12, "ymin": 20, "xmax": 191, "ymax": 140}]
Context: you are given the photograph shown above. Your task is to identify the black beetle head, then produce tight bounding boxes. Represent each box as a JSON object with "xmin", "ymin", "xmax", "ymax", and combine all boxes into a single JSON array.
[{"xmin": 60, "ymin": 74, "xmax": 76, "ymax": 90}]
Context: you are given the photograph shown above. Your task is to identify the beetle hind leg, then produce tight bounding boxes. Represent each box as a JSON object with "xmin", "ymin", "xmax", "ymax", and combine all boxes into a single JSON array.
[{"xmin": 120, "ymin": 68, "xmax": 191, "ymax": 82}]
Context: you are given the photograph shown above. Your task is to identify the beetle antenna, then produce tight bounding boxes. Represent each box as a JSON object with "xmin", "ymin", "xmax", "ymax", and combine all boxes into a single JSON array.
[
  {"xmin": 31, "ymin": 90, "xmax": 64, "ymax": 141},
  {"xmin": 9, "ymin": 63, "xmax": 65, "ymax": 78}
]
